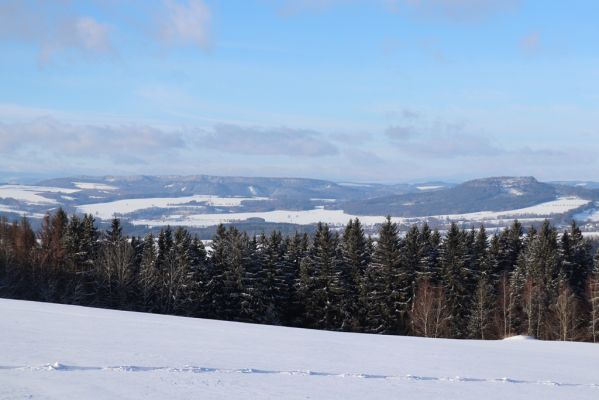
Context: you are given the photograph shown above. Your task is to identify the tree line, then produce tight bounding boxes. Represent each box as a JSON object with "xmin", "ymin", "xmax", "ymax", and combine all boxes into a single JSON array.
[{"xmin": 1, "ymin": 209, "xmax": 598, "ymax": 342}]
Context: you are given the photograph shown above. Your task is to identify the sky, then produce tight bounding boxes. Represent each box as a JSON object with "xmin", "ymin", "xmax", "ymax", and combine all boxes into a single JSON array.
[{"xmin": 0, "ymin": 0, "xmax": 598, "ymax": 184}]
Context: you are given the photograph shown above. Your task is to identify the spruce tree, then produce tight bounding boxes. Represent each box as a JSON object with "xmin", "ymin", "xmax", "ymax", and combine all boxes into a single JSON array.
[
  {"xmin": 398, "ymin": 225, "xmax": 419, "ymax": 328},
  {"xmin": 561, "ymin": 221, "xmax": 593, "ymax": 299},
  {"xmin": 258, "ymin": 231, "xmax": 288, "ymax": 324},
  {"xmin": 216, "ymin": 227, "xmax": 249, "ymax": 321},
  {"xmin": 440, "ymin": 223, "xmax": 471, "ymax": 338},
  {"xmin": 365, "ymin": 217, "xmax": 402, "ymax": 333},
  {"xmin": 188, "ymin": 236, "xmax": 209, "ymax": 316},
  {"xmin": 588, "ymin": 266, "xmax": 599, "ymax": 343},
  {"xmin": 417, "ymin": 224, "xmax": 441, "ymax": 283},
  {"xmin": 300, "ymin": 223, "xmax": 343, "ymax": 330},
  {"xmin": 105, "ymin": 217, "xmax": 123, "ymax": 244},
  {"xmin": 283, "ymin": 232, "xmax": 308, "ymax": 325},
  {"xmin": 206, "ymin": 224, "xmax": 227, "ymax": 318},
  {"xmin": 521, "ymin": 220, "xmax": 560, "ymax": 339},
  {"xmin": 138, "ymin": 233, "xmax": 158, "ymax": 311},
  {"xmin": 339, "ymin": 218, "xmax": 370, "ymax": 330}
]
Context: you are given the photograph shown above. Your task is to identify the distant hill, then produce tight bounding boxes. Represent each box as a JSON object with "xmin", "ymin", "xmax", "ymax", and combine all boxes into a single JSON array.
[
  {"xmin": 1, "ymin": 175, "xmax": 598, "ymax": 236},
  {"xmin": 342, "ymin": 177, "xmax": 598, "ymax": 217},
  {"xmin": 37, "ymin": 175, "xmax": 424, "ymax": 203}
]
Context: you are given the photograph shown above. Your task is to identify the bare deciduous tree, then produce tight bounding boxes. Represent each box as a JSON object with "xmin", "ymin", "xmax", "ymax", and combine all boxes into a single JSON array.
[
  {"xmin": 495, "ymin": 272, "xmax": 513, "ymax": 338},
  {"xmin": 588, "ymin": 273, "xmax": 599, "ymax": 343},
  {"xmin": 550, "ymin": 283, "xmax": 583, "ymax": 341},
  {"xmin": 97, "ymin": 240, "xmax": 134, "ymax": 307},
  {"xmin": 410, "ymin": 279, "xmax": 450, "ymax": 338}
]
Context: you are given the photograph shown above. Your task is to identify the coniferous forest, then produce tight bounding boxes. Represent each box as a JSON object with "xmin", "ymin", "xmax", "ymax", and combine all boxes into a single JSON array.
[{"xmin": 1, "ymin": 210, "xmax": 598, "ymax": 342}]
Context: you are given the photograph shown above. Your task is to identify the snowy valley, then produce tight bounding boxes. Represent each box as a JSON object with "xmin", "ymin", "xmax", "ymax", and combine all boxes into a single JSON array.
[{"xmin": 1, "ymin": 175, "xmax": 598, "ymax": 236}]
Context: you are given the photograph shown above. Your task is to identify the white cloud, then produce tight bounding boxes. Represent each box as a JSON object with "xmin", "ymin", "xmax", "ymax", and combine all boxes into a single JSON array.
[
  {"xmin": 0, "ymin": 0, "xmax": 113, "ymax": 64},
  {"xmin": 385, "ymin": 125, "xmax": 417, "ymax": 141},
  {"xmin": 160, "ymin": 0, "xmax": 212, "ymax": 49},
  {"xmin": 200, "ymin": 123, "xmax": 339, "ymax": 157},
  {"xmin": 0, "ymin": 117, "xmax": 186, "ymax": 162}
]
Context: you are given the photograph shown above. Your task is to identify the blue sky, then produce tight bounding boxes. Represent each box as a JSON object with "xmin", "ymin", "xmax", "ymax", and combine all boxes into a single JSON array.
[{"xmin": 0, "ymin": 0, "xmax": 598, "ymax": 183}]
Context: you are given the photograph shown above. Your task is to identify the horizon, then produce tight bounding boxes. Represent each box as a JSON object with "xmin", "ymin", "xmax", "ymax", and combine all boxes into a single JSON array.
[
  {"xmin": 0, "ymin": 172, "xmax": 592, "ymax": 187},
  {"xmin": 1, "ymin": 1, "xmax": 599, "ymax": 182}
]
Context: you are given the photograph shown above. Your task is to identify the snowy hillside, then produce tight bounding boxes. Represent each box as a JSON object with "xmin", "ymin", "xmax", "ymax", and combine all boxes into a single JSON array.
[
  {"xmin": 1, "ymin": 175, "xmax": 598, "ymax": 235},
  {"xmin": 1, "ymin": 299, "xmax": 598, "ymax": 400}
]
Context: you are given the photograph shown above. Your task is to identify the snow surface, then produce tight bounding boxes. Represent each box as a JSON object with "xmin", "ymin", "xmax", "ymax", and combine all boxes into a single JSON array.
[
  {"xmin": 77, "ymin": 195, "xmax": 269, "ymax": 219},
  {"xmin": 502, "ymin": 335, "xmax": 537, "ymax": 341},
  {"xmin": 338, "ymin": 182, "xmax": 373, "ymax": 187},
  {"xmin": 132, "ymin": 197, "xmax": 589, "ymax": 228},
  {"xmin": 72, "ymin": 182, "xmax": 118, "ymax": 191},
  {"xmin": 417, "ymin": 185, "xmax": 444, "ymax": 191},
  {"xmin": 0, "ymin": 299, "xmax": 598, "ymax": 400},
  {"xmin": 573, "ymin": 203, "xmax": 599, "ymax": 222},
  {"xmin": 426, "ymin": 196, "xmax": 589, "ymax": 222},
  {"xmin": 0, "ymin": 185, "xmax": 79, "ymax": 205}
]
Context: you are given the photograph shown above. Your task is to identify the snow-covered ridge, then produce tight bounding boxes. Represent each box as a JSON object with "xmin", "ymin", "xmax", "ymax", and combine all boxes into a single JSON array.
[{"xmin": 1, "ymin": 299, "xmax": 598, "ymax": 400}]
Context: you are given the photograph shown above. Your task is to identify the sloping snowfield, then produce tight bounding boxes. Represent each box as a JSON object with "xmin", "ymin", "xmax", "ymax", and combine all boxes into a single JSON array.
[
  {"xmin": 77, "ymin": 194, "xmax": 269, "ymax": 219},
  {"xmin": 1, "ymin": 299, "xmax": 598, "ymax": 400},
  {"xmin": 132, "ymin": 196, "xmax": 589, "ymax": 228}
]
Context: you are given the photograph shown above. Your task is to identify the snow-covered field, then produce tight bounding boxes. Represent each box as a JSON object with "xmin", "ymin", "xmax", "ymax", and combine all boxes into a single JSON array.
[
  {"xmin": 0, "ymin": 185, "xmax": 79, "ymax": 205},
  {"xmin": 132, "ymin": 196, "xmax": 589, "ymax": 228},
  {"xmin": 0, "ymin": 182, "xmax": 592, "ymax": 230},
  {"xmin": 574, "ymin": 202, "xmax": 599, "ymax": 222},
  {"xmin": 72, "ymin": 182, "xmax": 118, "ymax": 191},
  {"xmin": 1, "ymin": 299, "xmax": 598, "ymax": 400},
  {"xmin": 78, "ymin": 195, "xmax": 269, "ymax": 219}
]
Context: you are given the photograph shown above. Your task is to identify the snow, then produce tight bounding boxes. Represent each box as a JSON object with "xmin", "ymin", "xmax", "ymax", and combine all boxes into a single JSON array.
[
  {"xmin": 132, "ymin": 197, "xmax": 589, "ymax": 228},
  {"xmin": 72, "ymin": 182, "xmax": 117, "ymax": 191},
  {"xmin": 0, "ymin": 299, "xmax": 598, "ymax": 400},
  {"xmin": 417, "ymin": 185, "xmax": 444, "ymax": 191},
  {"xmin": 428, "ymin": 196, "xmax": 589, "ymax": 223},
  {"xmin": 338, "ymin": 182, "xmax": 373, "ymax": 187},
  {"xmin": 0, "ymin": 185, "xmax": 79, "ymax": 205},
  {"xmin": 502, "ymin": 335, "xmax": 537, "ymax": 341},
  {"xmin": 573, "ymin": 203, "xmax": 599, "ymax": 222},
  {"xmin": 133, "ymin": 208, "xmax": 391, "ymax": 228},
  {"xmin": 78, "ymin": 195, "xmax": 269, "ymax": 219}
]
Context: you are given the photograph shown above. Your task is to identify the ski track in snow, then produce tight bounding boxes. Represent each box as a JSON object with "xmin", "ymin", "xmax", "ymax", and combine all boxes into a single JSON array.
[{"xmin": 2, "ymin": 363, "xmax": 598, "ymax": 389}]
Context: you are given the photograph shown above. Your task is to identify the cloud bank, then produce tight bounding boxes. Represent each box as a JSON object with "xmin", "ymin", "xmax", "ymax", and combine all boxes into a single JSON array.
[{"xmin": 200, "ymin": 124, "xmax": 339, "ymax": 157}]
